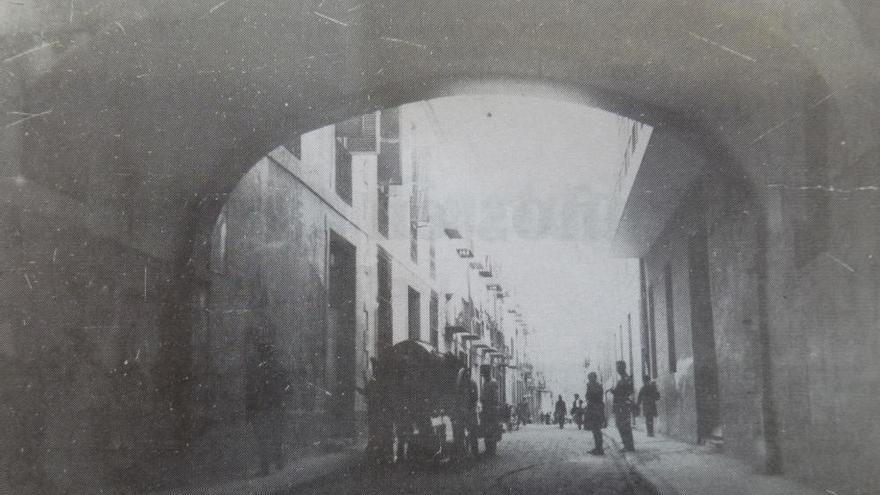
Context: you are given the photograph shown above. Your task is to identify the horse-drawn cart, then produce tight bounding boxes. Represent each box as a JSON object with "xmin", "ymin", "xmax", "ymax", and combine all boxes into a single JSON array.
[{"xmin": 369, "ymin": 340, "xmax": 501, "ymax": 463}]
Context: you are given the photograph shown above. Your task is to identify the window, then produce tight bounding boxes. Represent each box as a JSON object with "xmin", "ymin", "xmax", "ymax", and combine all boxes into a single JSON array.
[
  {"xmin": 410, "ymin": 184, "xmax": 419, "ymax": 263},
  {"xmin": 378, "ymin": 184, "xmax": 389, "ymax": 238},
  {"xmin": 639, "ymin": 259, "xmax": 650, "ymax": 378},
  {"xmin": 376, "ymin": 249, "xmax": 392, "ymax": 354},
  {"xmin": 664, "ymin": 264, "xmax": 677, "ymax": 373},
  {"xmin": 377, "ymin": 108, "xmax": 399, "ymax": 238},
  {"xmin": 429, "ymin": 241, "xmax": 436, "ymax": 280},
  {"xmin": 336, "ymin": 113, "xmax": 378, "ymax": 153},
  {"xmin": 408, "ymin": 287, "xmax": 421, "ymax": 341},
  {"xmin": 285, "ymin": 135, "xmax": 302, "ymax": 159},
  {"xmin": 335, "ymin": 138, "xmax": 353, "ymax": 205},
  {"xmin": 378, "ymin": 107, "xmax": 402, "ymax": 185},
  {"xmin": 430, "ymin": 291, "xmax": 439, "ymax": 347}
]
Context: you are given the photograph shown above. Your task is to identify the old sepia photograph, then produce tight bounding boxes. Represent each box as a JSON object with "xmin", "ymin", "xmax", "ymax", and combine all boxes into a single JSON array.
[{"xmin": 1, "ymin": 1, "xmax": 878, "ymax": 494}]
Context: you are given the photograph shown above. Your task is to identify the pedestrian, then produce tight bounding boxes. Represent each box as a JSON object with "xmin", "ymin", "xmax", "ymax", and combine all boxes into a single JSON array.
[
  {"xmin": 570, "ymin": 394, "xmax": 581, "ymax": 429},
  {"xmin": 503, "ymin": 403, "xmax": 514, "ymax": 432},
  {"xmin": 554, "ymin": 395, "xmax": 567, "ymax": 429},
  {"xmin": 608, "ymin": 360, "xmax": 635, "ymax": 452},
  {"xmin": 453, "ymin": 368, "xmax": 479, "ymax": 459},
  {"xmin": 584, "ymin": 372, "xmax": 606, "ymax": 455},
  {"xmin": 572, "ymin": 399, "xmax": 585, "ymax": 430},
  {"xmin": 245, "ymin": 341, "xmax": 290, "ymax": 476},
  {"xmin": 637, "ymin": 375, "xmax": 660, "ymax": 437},
  {"xmin": 517, "ymin": 399, "xmax": 530, "ymax": 427},
  {"xmin": 479, "ymin": 365, "xmax": 501, "ymax": 456}
]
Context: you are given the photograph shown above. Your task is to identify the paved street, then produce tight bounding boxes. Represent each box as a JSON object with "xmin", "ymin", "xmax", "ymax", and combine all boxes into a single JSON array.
[{"xmin": 294, "ymin": 425, "xmax": 658, "ymax": 495}]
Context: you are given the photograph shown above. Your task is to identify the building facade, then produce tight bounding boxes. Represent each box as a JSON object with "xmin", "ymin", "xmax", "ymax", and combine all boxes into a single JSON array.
[
  {"xmin": 187, "ymin": 106, "xmax": 452, "ymax": 478},
  {"xmin": 187, "ymin": 103, "xmax": 531, "ymax": 479},
  {"xmin": 609, "ymin": 89, "xmax": 880, "ymax": 493}
]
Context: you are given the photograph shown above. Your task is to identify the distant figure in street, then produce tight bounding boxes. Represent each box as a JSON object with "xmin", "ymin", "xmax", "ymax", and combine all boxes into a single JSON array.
[
  {"xmin": 517, "ymin": 399, "xmax": 530, "ymax": 427},
  {"xmin": 609, "ymin": 360, "xmax": 636, "ymax": 452},
  {"xmin": 503, "ymin": 403, "xmax": 514, "ymax": 432},
  {"xmin": 453, "ymin": 368, "xmax": 479, "ymax": 459},
  {"xmin": 480, "ymin": 366, "xmax": 501, "ymax": 456},
  {"xmin": 637, "ymin": 375, "xmax": 661, "ymax": 437},
  {"xmin": 572, "ymin": 399, "xmax": 585, "ymax": 430},
  {"xmin": 246, "ymin": 341, "xmax": 290, "ymax": 476},
  {"xmin": 554, "ymin": 395, "xmax": 567, "ymax": 429},
  {"xmin": 570, "ymin": 394, "xmax": 581, "ymax": 430},
  {"xmin": 585, "ymin": 372, "xmax": 606, "ymax": 455}
]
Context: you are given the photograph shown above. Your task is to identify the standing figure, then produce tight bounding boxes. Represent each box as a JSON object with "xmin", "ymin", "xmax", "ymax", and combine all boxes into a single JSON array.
[
  {"xmin": 502, "ymin": 403, "xmax": 514, "ymax": 432},
  {"xmin": 479, "ymin": 366, "xmax": 501, "ymax": 456},
  {"xmin": 554, "ymin": 395, "xmax": 567, "ymax": 429},
  {"xmin": 246, "ymin": 342, "xmax": 290, "ymax": 476},
  {"xmin": 517, "ymin": 399, "xmax": 530, "ymax": 427},
  {"xmin": 570, "ymin": 394, "xmax": 581, "ymax": 430},
  {"xmin": 609, "ymin": 360, "xmax": 635, "ymax": 452},
  {"xmin": 584, "ymin": 372, "xmax": 606, "ymax": 455},
  {"xmin": 637, "ymin": 375, "xmax": 661, "ymax": 437},
  {"xmin": 572, "ymin": 399, "xmax": 585, "ymax": 430},
  {"xmin": 452, "ymin": 368, "xmax": 479, "ymax": 459}
]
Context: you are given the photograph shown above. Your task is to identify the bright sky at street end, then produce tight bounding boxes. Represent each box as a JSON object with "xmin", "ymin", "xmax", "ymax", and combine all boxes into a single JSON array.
[{"xmin": 414, "ymin": 95, "xmax": 644, "ymax": 399}]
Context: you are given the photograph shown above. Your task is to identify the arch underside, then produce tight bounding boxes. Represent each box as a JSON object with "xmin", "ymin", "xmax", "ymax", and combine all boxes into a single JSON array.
[{"xmin": 7, "ymin": 0, "xmax": 875, "ymax": 261}]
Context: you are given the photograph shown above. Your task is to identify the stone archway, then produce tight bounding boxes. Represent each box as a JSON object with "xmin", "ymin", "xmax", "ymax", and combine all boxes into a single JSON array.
[{"xmin": 2, "ymin": 1, "xmax": 879, "ymax": 492}]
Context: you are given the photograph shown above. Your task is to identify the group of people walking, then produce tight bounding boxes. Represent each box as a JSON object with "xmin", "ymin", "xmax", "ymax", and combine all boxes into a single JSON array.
[
  {"xmin": 552, "ymin": 361, "xmax": 659, "ymax": 455},
  {"xmin": 451, "ymin": 366, "xmax": 502, "ymax": 458}
]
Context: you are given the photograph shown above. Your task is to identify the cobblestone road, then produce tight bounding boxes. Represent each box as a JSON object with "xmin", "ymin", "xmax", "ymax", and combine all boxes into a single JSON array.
[{"xmin": 294, "ymin": 425, "xmax": 660, "ymax": 495}]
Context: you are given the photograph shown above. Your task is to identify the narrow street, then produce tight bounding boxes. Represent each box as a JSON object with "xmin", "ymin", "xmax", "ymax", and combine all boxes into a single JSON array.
[
  {"xmin": 4, "ymin": 3, "xmax": 879, "ymax": 493},
  {"xmin": 296, "ymin": 425, "xmax": 658, "ymax": 495}
]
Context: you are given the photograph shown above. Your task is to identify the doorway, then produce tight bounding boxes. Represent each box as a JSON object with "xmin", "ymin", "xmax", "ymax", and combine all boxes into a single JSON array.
[
  {"xmin": 328, "ymin": 232, "xmax": 357, "ymax": 437},
  {"xmin": 376, "ymin": 248, "xmax": 393, "ymax": 357},
  {"xmin": 687, "ymin": 216, "xmax": 722, "ymax": 444}
]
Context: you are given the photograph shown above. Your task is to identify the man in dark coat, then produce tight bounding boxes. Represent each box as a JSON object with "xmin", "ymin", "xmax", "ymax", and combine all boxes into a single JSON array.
[
  {"xmin": 246, "ymin": 342, "xmax": 290, "ymax": 475},
  {"xmin": 637, "ymin": 375, "xmax": 660, "ymax": 437},
  {"xmin": 584, "ymin": 372, "xmax": 606, "ymax": 455},
  {"xmin": 609, "ymin": 360, "xmax": 635, "ymax": 451},
  {"xmin": 516, "ymin": 399, "xmax": 530, "ymax": 427},
  {"xmin": 554, "ymin": 395, "xmax": 567, "ymax": 429},
  {"xmin": 453, "ymin": 368, "xmax": 479, "ymax": 458},
  {"xmin": 480, "ymin": 365, "xmax": 501, "ymax": 456}
]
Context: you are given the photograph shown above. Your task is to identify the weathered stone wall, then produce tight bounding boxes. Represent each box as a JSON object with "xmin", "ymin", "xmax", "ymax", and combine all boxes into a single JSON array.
[
  {"xmin": 702, "ymin": 172, "xmax": 766, "ymax": 465},
  {"xmin": 187, "ymin": 152, "xmax": 379, "ymax": 482},
  {"xmin": 759, "ymin": 85, "xmax": 880, "ymax": 493},
  {"xmin": 0, "ymin": 207, "xmax": 188, "ymax": 493},
  {"xmin": 639, "ymin": 68, "xmax": 880, "ymax": 492},
  {"xmin": 642, "ymin": 202, "xmax": 698, "ymax": 444}
]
